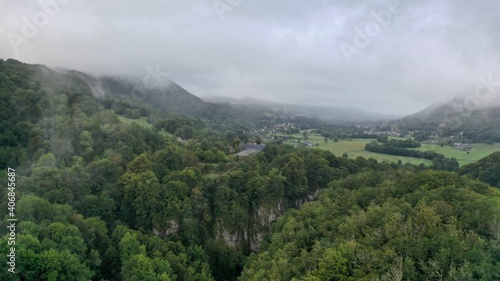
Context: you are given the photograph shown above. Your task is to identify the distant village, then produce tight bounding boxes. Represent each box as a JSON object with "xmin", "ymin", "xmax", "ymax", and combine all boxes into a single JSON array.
[{"xmin": 234, "ymin": 110, "xmax": 476, "ymax": 157}]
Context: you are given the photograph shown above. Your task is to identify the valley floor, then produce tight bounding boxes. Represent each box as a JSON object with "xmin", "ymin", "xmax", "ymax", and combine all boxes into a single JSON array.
[
  {"xmin": 410, "ymin": 142, "xmax": 500, "ymax": 166},
  {"xmin": 283, "ymin": 132, "xmax": 500, "ymax": 166},
  {"xmin": 285, "ymin": 135, "xmax": 432, "ymax": 165}
]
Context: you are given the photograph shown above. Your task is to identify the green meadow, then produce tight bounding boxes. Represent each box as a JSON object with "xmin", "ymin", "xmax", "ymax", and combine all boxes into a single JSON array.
[
  {"xmin": 285, "ymin": 131, "xmax": 500, "ymax": 166},
  {"xmin": 116, "ymin": 114, "xmax": 173, "ymax": 137},
  {"xmin": 285, "ymin": 133, "xmax": 432, "ymax": 166},
  {"xmin": 410, "ymin": 142, "xmax": 500, "ymax": 166}
]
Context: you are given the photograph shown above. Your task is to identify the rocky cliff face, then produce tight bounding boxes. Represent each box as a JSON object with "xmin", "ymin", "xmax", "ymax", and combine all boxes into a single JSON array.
[
  {"xmin": 213, "ymin": 202, "xmax": 284, "ymax": 252},
  {"xmin": 150, "ymin": 181, "xmax": 324, "ymax": 253},
  {"xmin": 215, "ymin": 189, "xmax": 322, "ymax": 252},
  {"xmin": 153, "ymin": 220, "xmax": 179, "ymax": 237},
  {"xmin": 295, "ymin": 189, "xmax": 321, "ymax": 208}
]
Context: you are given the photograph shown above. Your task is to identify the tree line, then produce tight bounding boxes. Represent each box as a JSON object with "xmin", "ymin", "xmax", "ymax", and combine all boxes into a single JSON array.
[
  {"xmin": 1, "ymin": 59, "xmax": 499, "ymax": 280},
  {"xmin": 365, "ymin": 141, "xmax": 459, "ymax": 171}
]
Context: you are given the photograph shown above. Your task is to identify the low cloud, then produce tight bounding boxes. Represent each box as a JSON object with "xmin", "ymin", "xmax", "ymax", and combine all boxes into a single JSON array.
[{"xmin": 1, "ymin": 0, "xmax": 499, "ymax": 115}]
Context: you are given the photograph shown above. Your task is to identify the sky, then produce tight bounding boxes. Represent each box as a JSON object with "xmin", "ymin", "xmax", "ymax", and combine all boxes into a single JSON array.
[{"xmin": 1, "ymin": 0, "xmax": 499, "ymax": 116}]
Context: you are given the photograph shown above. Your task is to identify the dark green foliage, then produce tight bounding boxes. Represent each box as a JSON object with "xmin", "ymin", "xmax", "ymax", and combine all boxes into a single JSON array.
[
  {"xmin": 205, "ymin": 239, "xmax": 243, "ymax": 281},
  {"xmin": 240, "ymin": 170, "xmax": 500, "ymax": 280},
  {"xmin": 385, "ymin": 138, "xmax": 421, "ymax": 148},
  {"xmin": 459, "ymin": 151, "xmax": 500, "ymax": 188},
  {"xmin": 2, "ymin": 59, "xmax": 500, "ymax": 280},
  {"xmin": 365, "ymin": 141, "xmax": 459, "ymax": 171},
  {"xmin": 400, "ymin": 103, "xmax": 500, "ymax": 143},
  {"xmin": 365, "ymin": 141, "xmax": 437, "ymax": 160}
]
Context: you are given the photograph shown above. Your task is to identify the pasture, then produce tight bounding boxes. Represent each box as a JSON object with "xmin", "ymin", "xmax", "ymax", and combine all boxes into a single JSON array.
[
  {"xmin": 410, "ymin": 143, "xmax": 500, "ymax": 166},
  {"xmin": 286, "ymin": 131, "xmax": 500, "ymax": 166},
  {"xmin": 285, "ymin": 133, "xmax": 432, "ymax": 166},
  {"xmin": 116, "ymin": 115, "xmax": 173, "ymax": 137}
]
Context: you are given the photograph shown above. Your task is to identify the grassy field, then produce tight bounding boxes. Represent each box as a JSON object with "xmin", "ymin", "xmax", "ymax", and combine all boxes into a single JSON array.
[
  {"xmin": 284, "ymin": 131, "xmax": 500, "ymax": 166},
  {"xmin": 285, "ymin": 133, "xmax": 432, "ymax": 166},
  {"xmin": 116, "ymin": 115, "xmax": 173, "ymax": 137},
  {"xmin": 410, "ymin": 143, "xmax": 500, "ymax": 166}
]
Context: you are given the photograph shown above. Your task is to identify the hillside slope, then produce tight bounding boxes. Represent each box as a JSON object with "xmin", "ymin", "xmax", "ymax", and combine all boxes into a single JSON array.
[
  {"xmin": 2, "ymin": 58, "xmax": 500, "ymax": 281},
  {"xmin": 205, "ymin": 96, "xmax": 395, "ymax": 123},
  {"xmin": 240, "ymin": 170, "xmax": 500, "ymax": 280},
  {"xmin": 401, "ymin": 96, "xmax": 500, "ymax": 142}
]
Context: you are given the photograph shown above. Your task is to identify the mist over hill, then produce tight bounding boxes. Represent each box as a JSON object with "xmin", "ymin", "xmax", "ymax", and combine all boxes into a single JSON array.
[
  {"xmin": 2, "ymin": 58, "xmax": 500, "ymax": 281},
  {"xmin": 204, "ymin": 95, "xmax": 398, "ymax": 123},
  {"xmin": 2, "ymin": 0, "xmax": 500, "ymax": 279},
  {"xmin": 41, "ymin": 64, "xmax": 286, "ymax": 124},
  {"xmin": 400, "ymin": 93, "xmax": 500, "ymax": 142},
  {"xmin": 67, "ymin": 71, "xmax": 206, "ymax": 114},
  {"xmin": 406, "ymin": 93, "xmax": 500, "ymax": 123},
  {"xmin": 45, "ymin": 62, "xmax": 396, "ymax": 124}
]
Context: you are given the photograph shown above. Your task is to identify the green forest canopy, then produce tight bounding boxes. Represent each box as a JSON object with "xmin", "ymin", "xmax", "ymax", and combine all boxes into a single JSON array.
[{"xmin": 0, "ymin": 59, "xmax": 499, "ymax": 280}]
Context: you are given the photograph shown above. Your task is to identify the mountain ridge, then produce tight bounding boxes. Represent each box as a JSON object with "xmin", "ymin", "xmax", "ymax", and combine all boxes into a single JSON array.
[
  {"xmin": 204, "ymin": 95, "xmax": 398, "ymax": 123},
  {"xmin": 399, "ymin": 93, "xmax": 500, "ymax": 142}
]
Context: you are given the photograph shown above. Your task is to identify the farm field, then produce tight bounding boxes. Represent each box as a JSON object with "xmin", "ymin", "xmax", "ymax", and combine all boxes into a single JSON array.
[
  {"xmin": 116, "ymin": 114, "xmax": 173, "ymax": 137},
  {"xmin": 285, "ymin": 131, "xmax": 500, "ymax": 166},
  {"xmin": 285, "ymin": 133, "xmax": 432, "ymax": 166},
  {"xmin": 410, "ymin": 143, "xmax": 500, "ymax": 166}
]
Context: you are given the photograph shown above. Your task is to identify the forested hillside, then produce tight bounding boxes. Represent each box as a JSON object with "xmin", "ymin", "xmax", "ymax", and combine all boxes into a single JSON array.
[
  {"xmin": 240, "ymin": 170, "xmax": 500, "ymax": 280},
  {"xmin": 0, "ymin": 59, "xmax": 499, "ymax": 280},
  {"xmin": 400, "ymin": 99, "xmax": 500, "ymax": 143},
  {"xmin": 459, "ymin": 151, "xmax": 500, "ymax": 188}
]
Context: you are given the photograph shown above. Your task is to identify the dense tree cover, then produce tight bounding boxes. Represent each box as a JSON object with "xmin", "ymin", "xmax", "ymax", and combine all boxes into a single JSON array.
[
  {"xmin": 461, "ymin": 108, "xmax": 500, "ymax": 143},
  {"xmin": 365, "ymin": 142, "xmax": 459, "ymax": 171},
  {"xmin": 0, "ymin": 60, "xmax": 393, "ymax": 280},
  {"xmin": 376, "ymin": 137, "xmax": 421, "ymax": 148},
  {"xmin": 1, "ymin": 59, "xmax": 499, "ymax": 280},
  {"xmin": 153, "ymin": 116, "xmax": 205, "ymax": 139},
  {"xmin": 459, "ymin": 151, "xmax": 500, "ymax": 188},
  {"xmin": 100, "ymin": 97, "xmax": 151, "ymax": 120},
  {"xmin": 318, "ymin": 129, "xmax": 382, "ymax": 140},
  {"xmin": 0, "ymin": 60, "xmax": 215, "ymax": 280},
  {"xmin": 396, "ymin": 106, "xmax": 500, "ymax": 143},
  {"xmin": 240, "ymin": 170, "xmax": 500, "ymax": 280},
  {"xmin": 0, "ymin": 195, "xmax": 213, "ymax": 281},
  {"xmin": 365, "ymin": 142, "xmax": 435, "ymax": 160}
]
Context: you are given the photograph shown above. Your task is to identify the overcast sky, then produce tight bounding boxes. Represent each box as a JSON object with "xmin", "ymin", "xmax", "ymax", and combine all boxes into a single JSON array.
[{"xmin": 1, "ymin": 0, "xmax": 499, "ymax": 115}]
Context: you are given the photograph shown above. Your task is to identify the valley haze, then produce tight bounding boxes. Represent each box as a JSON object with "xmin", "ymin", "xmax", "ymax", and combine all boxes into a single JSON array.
[
  {"xmin": 1, "ymin": 1, "xmax": 500, "ymax": 279},
  {"xmin": 1, "ymin": 0, "xmax": 499, "ymax": 115}
]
